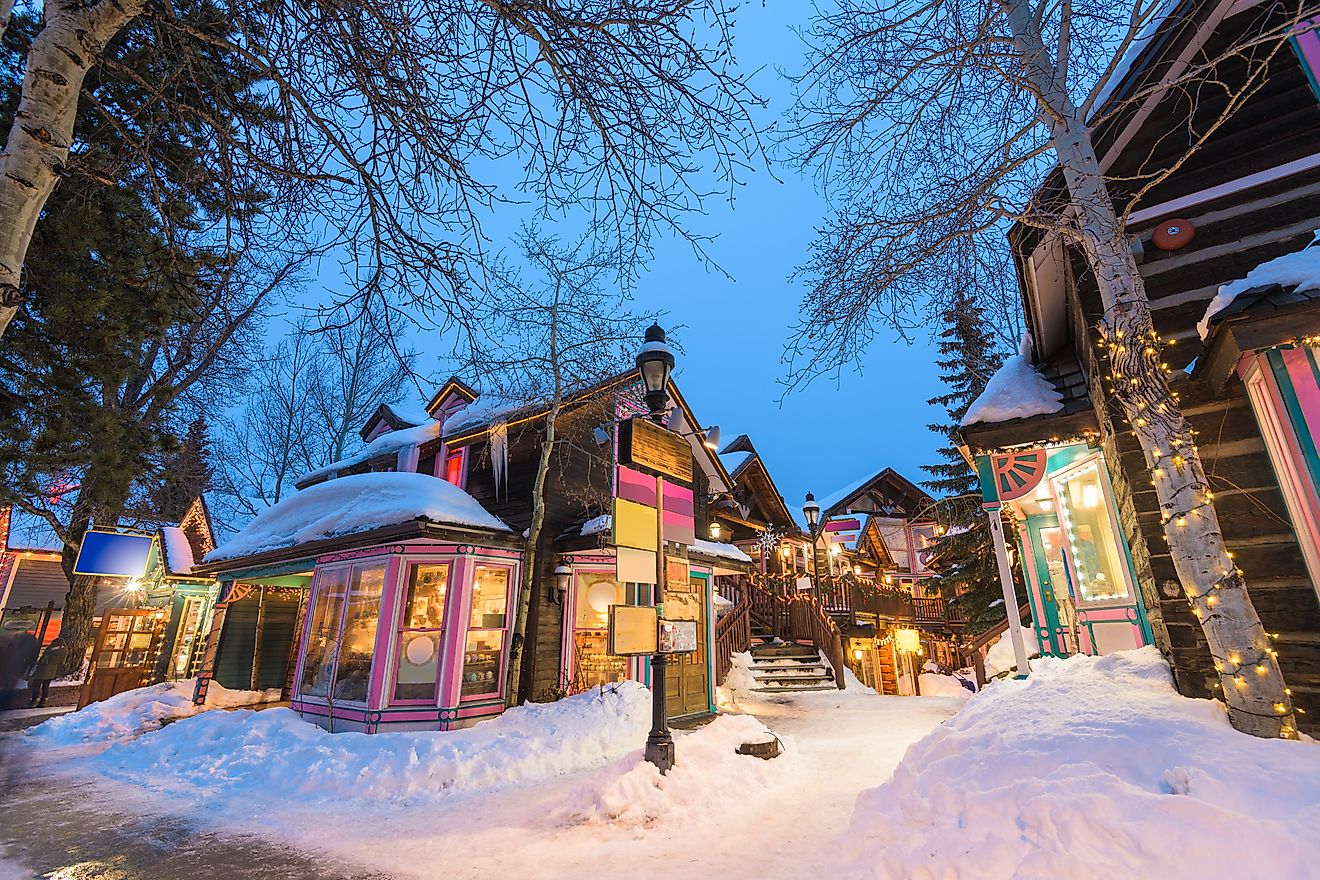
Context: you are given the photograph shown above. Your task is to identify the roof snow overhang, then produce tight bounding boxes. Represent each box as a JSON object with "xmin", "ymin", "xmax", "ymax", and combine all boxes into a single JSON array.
[
  {"xmin": 958, "ymin": 349, "xmax": 1099, "ymax": 454},
  {"xmin": 1195, "ymin": 284, "xmax": 1320, "ymax": 386}
]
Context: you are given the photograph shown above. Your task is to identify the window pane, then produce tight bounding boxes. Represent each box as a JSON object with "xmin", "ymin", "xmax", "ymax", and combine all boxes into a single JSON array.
[
  {"xmin": 469, "ymin": 567, "xmax": 509, "ymax": 628},
  {"xmin": 444, "ymin": 452, "xmax": 463, "ymax": 486},
  {"xmin": 395, "ymin": 632, "xmax": 441, "ymax": 701},
  {"xmin": 331, "ymin": 564, "xmax": 386, "ymax": 703},
  {"xmin": 1056, "ymin": 465, "xmax": 1133, "ymax": 604},
  {"xmin": 403, "ymin": 564, "xmax": 449, "ymax": 630},
  {"xmin": 571, "ymin": 573, "xmax": 628, "ymax": 692},
  {"xmin": 461, "ymin": 631, "xmax": 502, "ymax": 696},
  {"xmin": 300, "ymin": 568, "xmax": 348, "ymax": 697}
]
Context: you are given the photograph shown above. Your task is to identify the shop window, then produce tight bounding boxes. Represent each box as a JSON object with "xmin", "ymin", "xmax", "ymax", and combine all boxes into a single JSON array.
[
  {"xmin": 570, "ymin": 572, "xmax": 629, "ymax": 691},
  {"xmin": 1053, "ymin": 461, "xmax": 1134, "ymax": 605},
  {"xmin": 461, "ymin": 566, "xmax": 510, "ymax": 698},
  {"xmin": 393, "ymin": 563, "xmax": 449, "ymax": 702},
  {"xmin": 300, "ymin": 568, "xmax": 349, "ymax": 698},
  {"xmin": 331, "ymin": 563, "xmax": 386, "ymax": 703},
  {"xmin": 444, "ymin": 449, "xmax": 465, "ymax": 488}
]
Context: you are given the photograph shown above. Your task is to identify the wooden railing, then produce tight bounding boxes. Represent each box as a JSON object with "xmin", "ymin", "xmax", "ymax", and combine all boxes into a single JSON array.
[
  {"xmin": 713, "ymin": 601, "xmax": 751, "ymax": 685},
  {"xmin": 751, "ymin": 572, "xmax": 969, "ymax": 631},
  {"xmin": 743, "ymin": 576, "xmax": 846, "ymax": 690}
]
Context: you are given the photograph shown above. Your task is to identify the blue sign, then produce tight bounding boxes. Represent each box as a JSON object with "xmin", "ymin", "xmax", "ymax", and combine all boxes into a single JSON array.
[{"xmin": 73, "ymin": 530, "xmax": 153, "ymax": 578}]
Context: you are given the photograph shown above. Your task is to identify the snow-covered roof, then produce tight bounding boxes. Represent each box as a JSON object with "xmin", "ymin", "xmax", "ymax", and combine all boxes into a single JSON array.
[
  {"xmin": 961, "ymin": 356, "xmax": 1065, "ymax": 427},
  {"xmin": 581, "ymin": 514, "xmax": 612, "ymax": 537},
  {"xmin": 159, "ymin": 526, "xmax": 197, "ymax": 576},
  {"xmin": 298, "ymin": 421, "xmax": 442, "ymax": 486},
  {"xmin": 384, "ymin": 401, "xmax": 433, "ymax": 427},
  {"xmin": 207, "ymin": 471, "xmax": 510, "ymax": 563},
  {"xmin": 1087, "ymin": 0, "xmax": 1182, "ymax": 118},
  {"xmin": 442, "ymin": 395, "xmax": 525, "ymax": 437},
  {"xmin": 1197, "ymin": 235, "xmax": 1320, "ymax": 338},
  {"xmin": 818, "ymin": 470, "xmax": 883, "ymax": 514},
  {"xmin": 689, "ymin": 539, "xmax": 753, "ymax": 563},
  {"xmin": 719, "ymin": 451, "xmax": 753, "ymax": 474},
  {"xmin": 6, "ymin": 508, "xmax": 62, "ymax": 552}
]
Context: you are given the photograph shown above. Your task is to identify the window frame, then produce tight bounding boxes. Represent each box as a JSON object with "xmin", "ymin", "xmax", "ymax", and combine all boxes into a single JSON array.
[
  {"xmin": 458, "ymin": 561, "xmax": 516, "ymax": 701},
  {"xmin": 387, "ymin": 559, "xmax": 455, "ymax": 706},
  {"xmin": 296, "ymin": 558, "xmax": 388, "ymax": 706},
  {"xmin": 1048, "ymin": 454, "xmax": 1138, "ymax": 609}
]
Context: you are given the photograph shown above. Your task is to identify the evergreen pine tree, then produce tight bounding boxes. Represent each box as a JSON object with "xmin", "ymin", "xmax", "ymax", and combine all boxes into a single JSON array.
[
  {"xmin": 920, "ymin": 288, "xmax": 1020, "ymax": 633},
  {"xmin": 150, "ymin": 416, "xmax": 215, "ymax": 522}
]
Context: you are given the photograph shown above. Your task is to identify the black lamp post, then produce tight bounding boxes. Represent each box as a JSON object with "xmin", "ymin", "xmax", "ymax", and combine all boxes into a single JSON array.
[
  {"xmin": 803, "ymin": 491, "xmax": 821, "ymax": 601},
  {"xmin": 636, "ymin": 322, "xmax": 676, "ymax": 773}
]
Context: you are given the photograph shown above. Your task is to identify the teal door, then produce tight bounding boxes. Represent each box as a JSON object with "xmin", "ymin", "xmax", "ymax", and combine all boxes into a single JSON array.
[{"xmin": 1024, "ymin": 514, "xmax": 1081, "ymax": 656}]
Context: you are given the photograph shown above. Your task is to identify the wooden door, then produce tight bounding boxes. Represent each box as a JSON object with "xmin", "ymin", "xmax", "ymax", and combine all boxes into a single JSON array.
[
  {"xmin": 79, "ymin": 608, "xmax": 167, "ymax": 709},
  {"xmin": 664, "ymin": 573, "xmax": 709, "ymax": 718}
]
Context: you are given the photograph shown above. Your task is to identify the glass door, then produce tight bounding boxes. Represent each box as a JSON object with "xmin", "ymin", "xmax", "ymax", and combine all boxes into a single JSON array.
[{"xmin": 1025, "ymin": 515, "xmax": 1080, "ymax": 656}]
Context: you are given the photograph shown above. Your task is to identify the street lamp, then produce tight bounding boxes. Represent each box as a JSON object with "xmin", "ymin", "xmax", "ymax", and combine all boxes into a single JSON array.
[
  {"xmin": 803, "ymin": 492, "xmax": 821, "ymax": 601},
  {"xmin": 636, "ymin": 323, "xmax": 676, "ymax": 773},
  {"xmin": 636, "ymin": 323, "xmax": 675, "ymax": 425}
]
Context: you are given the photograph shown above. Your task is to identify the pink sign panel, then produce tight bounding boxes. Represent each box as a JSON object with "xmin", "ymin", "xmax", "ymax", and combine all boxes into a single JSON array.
[
  {"xmin": 662, "ymin": 482, "xmax": 695, "ymax": 545},
  {"xmin": 825, "ymin": 519, "xmax": 861, "ymax": 532},
  {"xmin": 617, "ymin": 466, "xmax": 656, "ymax": 507}
]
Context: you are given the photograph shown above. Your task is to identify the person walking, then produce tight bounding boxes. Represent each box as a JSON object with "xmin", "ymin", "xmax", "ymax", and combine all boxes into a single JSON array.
[{"xmin": 27, "ymin": 637, "xmax": 66, "ymax": 708}]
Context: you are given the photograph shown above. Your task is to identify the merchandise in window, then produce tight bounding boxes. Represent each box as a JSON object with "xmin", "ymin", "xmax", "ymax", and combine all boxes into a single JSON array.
[
  {"xmin": 332, "ymin": 564, "xmax": 386, "ymax": 702},
  {"xmin": 300, "ymin": 569, "xmax": 348, "ymax": 698},
  {"xmin": 1054, "ymin": 463, "xmax": 1133, "ymax": 605},
  {"xmin": 461, "ymin": 566, "xmax": 510, "ymax": 698},
  {"xmin": 570, "ymin": 572, "xmax": 628, "ymax": 692},
  {"xmin": 393, "ymin": 563, "xmax": 450, "ymax": 702}
]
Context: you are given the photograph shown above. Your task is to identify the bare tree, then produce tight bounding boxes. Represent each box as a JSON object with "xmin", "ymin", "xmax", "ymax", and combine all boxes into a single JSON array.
[
  {"xmin": 788, "ymin": 0, "xmax": 1313, "ymax": 737},
  {"xmin": 456, "ymin": 224, "xmax": 651, "ymax": 705},
  {"xmin": 0, "ymin": 0, "xmax": 764, "ymax": 339}
]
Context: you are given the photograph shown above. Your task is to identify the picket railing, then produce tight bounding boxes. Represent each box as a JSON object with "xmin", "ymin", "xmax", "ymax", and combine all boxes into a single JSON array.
[{"xmin": 713, "ymin": 600, "xmax": 752, "ymax": 685}]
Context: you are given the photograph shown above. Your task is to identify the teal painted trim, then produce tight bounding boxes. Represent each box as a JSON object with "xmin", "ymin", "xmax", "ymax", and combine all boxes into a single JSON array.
[
  {"xmin": 1044, "ymin": 443, "xmax": 1091, "ymax": 473},
  {"xmin": 216, "ymin": 557, "xmax": 317, "ymax": 584},
  {"xmin": 974, "ymin": 455, "xmax": 999, "ymax": 505},
  {"xmin": 1025, "ymin": 515, "xmax": 1067, "ymax": 656},
  {"xmin": 1268, "ymin": 350, "xmax": 1320, "ymax": 496},
  {"xmin": 689, "ymin": 571, "xmax": 717, "ymax": 714}
]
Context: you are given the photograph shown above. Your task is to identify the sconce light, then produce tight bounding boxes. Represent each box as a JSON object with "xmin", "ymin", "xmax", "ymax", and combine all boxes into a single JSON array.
[
  {"xmin": 779, "ymin": 545, "xmax": 791, "ymax": 557},
  {"xmin": 703, "ymin": 425, "xmax": 721, "ymax": 450},
  {"xmin": 554, "ymin": 558, "xmax": 572, "ymax": 603},
  {"xmin": 592, "ymin": 426, "xmax": 611, "ymax": 447},
  {"xmin": 709, "ymin": 520, "xmax": 723, "ymax": 541},
  {"xmin": 853, "ymin": 565, "xmax": 862, "ymax": 576}
]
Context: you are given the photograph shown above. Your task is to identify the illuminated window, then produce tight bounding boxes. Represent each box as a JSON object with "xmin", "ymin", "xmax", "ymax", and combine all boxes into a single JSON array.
[
  {"xmin": 393, "ymin": 563, "xmax": 449, "ymax": 702},
  {"xmin": 1053, "ymin": 461, "xmax": 1134, "ymax": 605},
  {"xmin": 570, "ymin": 572, "xmax": 628, "ymax": 692},
  {"xmin": 444, "ymin": 449, "xmax": 465, "ymax": 488},
  {"xmin": 460, "ymin": 566, "xmax": 510, "ymax": 698}
]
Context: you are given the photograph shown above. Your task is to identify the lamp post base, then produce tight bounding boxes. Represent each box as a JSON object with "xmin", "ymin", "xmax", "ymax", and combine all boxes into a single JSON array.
[
  {"xmin": 645, "ymin": 654, "xmax": 675, "ymax": 774},
  {"xmin": 644, "ymin": 732, "xmax": 676, "ymax": 772}
]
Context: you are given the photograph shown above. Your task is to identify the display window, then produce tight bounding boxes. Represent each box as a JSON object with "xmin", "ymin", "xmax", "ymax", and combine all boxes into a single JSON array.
[
  {"xmin": 299, "ymin": 561, "xmax": 386, "ymax": 703},
  {"xmin": 1053, "ymin": 460, "xmax": 1135, "ymax": 605},
  {"xmin": 300, "ymin": 568, "xmax": 348, "ymax": 698},
  {"xmin": 570, "ymin": 572, "xmax": 629, "ymax": 692},
  {"xmin": 460, "ymin": 565, "xmax": 511, "ymax": 699},
  {"xmin": 392, "ymin": 562, "xmax": 450, "ymax": 702}
]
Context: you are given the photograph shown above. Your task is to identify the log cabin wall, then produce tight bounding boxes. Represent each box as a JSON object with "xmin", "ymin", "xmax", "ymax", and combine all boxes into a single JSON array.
[{"xmin": 1059, "ymin": 6, "xmax": 1320, "ymax": 727}]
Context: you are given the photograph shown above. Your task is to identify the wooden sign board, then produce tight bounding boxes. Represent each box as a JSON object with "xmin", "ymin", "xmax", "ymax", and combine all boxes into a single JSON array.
[
  {"xmin": 658, "ymin": 619, "xmax": 698, "ymax": 654},
  {"xmin": 619, "ymin": 417, "xmax": 693, "ymax": 484},
  {"xmin": 608, "ymin": 605, "xmax": 658, "ymax": 655}
]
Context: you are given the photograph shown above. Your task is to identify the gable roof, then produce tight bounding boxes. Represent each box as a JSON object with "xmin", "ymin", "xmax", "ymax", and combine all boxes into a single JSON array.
[
  {"xmin": 424, "ymin": 376, "xmax": 479, "ymax": 417},
  {"xmin": 819, "ymin": 468, "xmax": 934, "ymax": 520}
]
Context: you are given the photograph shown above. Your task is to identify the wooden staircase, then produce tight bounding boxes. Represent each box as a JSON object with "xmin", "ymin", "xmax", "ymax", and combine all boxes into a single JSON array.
[{"xmin": 746, "ymin": 623, "xmax": 838, "ymax": 692}]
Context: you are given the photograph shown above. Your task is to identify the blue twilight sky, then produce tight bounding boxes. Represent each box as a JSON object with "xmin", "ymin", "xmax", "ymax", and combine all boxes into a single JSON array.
[{"xmin": 295, "ymin": 2, "xmax": 971, "ymax": 514}]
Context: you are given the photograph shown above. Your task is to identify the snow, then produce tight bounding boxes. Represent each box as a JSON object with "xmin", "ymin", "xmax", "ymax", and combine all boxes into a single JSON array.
[
  {"xmin": 158, "ymin": 526, "xmax": 195, "ymax": 575},
  {"xmin": 207, "ymin": 471, "xmax": 510, "ymax": 562},
  {"xmin": 690, "ymin": 539, "xmax": 753, "ymax": 563},
  {"xmin": 719, "ymin": 450, "xmax": 753, "ymax": 473},
  {"xmin": 1086, "ymin": 0, "xmax": 1182, "ymax": 117},
  {"xmin": 1197, "ymin": 235, "xmax": 1320, "ymax": 338},
  {"xmin": 840, "ymin": 648, "xmax": 1320, "ymax": 879},
  {"xmin": 961, "ymin": 355, "xmax": 1064, "ymax": 426},
  {"xmin": 298, "ymin": 421, "xmax": 441, "ymax": 486},
  {"xmin": 27, "ymin": 681, "xmax": 281, "ymax": 746},
  {"xmin": 382, "ymin": 400, "xmax": 433, "ymax": 427},
  {"xmin": 817, "ymin": 469, "xmax": 881, "ymax": 515},
  {"xmin": 983, "ymin": 626, "xmax": 1040, "ymax": 678},
  {"xmin": 918, "ymin": 672, "xmax": 975, "ymax": 700},
  {"xmin": 441, "ymin": 394, "xmax": 524, "ymax": 437},
  {"xmin": 580, "ymin": 513, "xmax": 612, "ymax": 536}
]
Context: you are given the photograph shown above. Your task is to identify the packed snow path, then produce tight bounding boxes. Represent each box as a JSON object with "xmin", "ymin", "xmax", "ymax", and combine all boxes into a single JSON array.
[{"xmin": 0, "ymin": 684, "xmax": 960, "ymax": 880}]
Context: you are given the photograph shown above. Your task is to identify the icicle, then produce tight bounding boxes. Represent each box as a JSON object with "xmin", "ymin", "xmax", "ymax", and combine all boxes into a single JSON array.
[{"xmin": 490, "ymin": 420, "xmax": 509, "ymax": 499}]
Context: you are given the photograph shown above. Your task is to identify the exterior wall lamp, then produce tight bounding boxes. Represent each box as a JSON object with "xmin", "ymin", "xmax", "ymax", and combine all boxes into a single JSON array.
[
  {"xmin": 709, "ymin": 520, "xmax": 723, "ymax": 541},
  {"xmin": 553, "ymin": 559, "xmax": 572, "ymax": 604}
]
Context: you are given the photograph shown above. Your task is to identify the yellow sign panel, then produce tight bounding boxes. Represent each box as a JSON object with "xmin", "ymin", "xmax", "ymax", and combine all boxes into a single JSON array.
[
  {"xmin": 608, "ymin": 605, "xmax": 658, "ymax": 655},
  {"xmin": 614, "ymin": 498, "xmax": 658, "ymax": 551},
  {"xmin": 895, "ymin": 628, "xmax": 922, "ymax": 653}
]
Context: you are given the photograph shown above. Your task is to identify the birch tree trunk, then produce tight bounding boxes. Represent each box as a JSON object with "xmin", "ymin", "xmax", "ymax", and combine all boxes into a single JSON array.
[
  {"xmin": 1004, "ymin": 1, "xmax": 1297, "ymax": 738},
  {"xmin": 0, "ymin": 0, "xmax": 144, "ymax": 338}
]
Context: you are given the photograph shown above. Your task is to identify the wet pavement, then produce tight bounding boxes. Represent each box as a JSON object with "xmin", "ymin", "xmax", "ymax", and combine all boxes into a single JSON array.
[{"xmin": 0, "ymin": 737, "xmax": 391, "ymax": 879}]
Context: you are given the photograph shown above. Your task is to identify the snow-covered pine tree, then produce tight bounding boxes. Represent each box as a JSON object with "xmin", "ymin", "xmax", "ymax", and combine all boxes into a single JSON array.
[{"xmin": 920, "ymin": 288, "xmax": 1017, "ymax": 633}]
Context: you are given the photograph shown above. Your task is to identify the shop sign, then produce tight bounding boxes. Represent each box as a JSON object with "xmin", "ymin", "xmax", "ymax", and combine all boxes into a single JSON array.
[
  {"xmin": 608, "ymin": 605, "xmax": 659, "ymax": 655},
  {"xmin": 657, "ymin": 619, "xmax": 698, "ymax": 654},
  {"xmin": 73, "ymin": 530, "xmax": 153, "ymax": 578},
  {"xmin": 619, "ymin": 417, "xmax": 693, "ymax": 483},
  {"xmin": 894, "ymin": 628, "xmax": 922, "ymax": 653},
  {"xmin": 980, "ymin": 448, "xmax": 1048, "ymax": 505}
]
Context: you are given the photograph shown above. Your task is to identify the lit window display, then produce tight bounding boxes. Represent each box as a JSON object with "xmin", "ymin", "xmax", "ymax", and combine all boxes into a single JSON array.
[
  {"xmin": 393, "ymin": 563, "xmax": 450, "ymax": 702},
  {"xmin": 571, "ymin": 572, "xmax": 628, "ymax": 691},
  {"xmin": 300, "ymin": 568, "xmax": 348, "ymax": 698},
  {"xmin": 461, "ymin": 566, "xmax": 510, "ymax": 698},
  {"xmin": 332, "ymin": 563, "xmax": 386, "ymax": 703},
  {"xmin": 1054, "ymin": 462, "xmax": 1134, "ymax": 605}
]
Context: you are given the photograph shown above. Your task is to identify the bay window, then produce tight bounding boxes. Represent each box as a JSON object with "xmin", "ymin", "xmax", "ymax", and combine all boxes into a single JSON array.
[
  {"xmin": 461, "ymin": 565, "xmax": 510, "ymax": 698},
  {"xmin": 393, "ymin": 562, "xmax": 450, "ymax": 702}
]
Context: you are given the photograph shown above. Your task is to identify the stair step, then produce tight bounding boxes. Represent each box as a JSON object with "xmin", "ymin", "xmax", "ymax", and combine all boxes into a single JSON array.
[
  {"xmin": 752, "ymin": 684, "xmax": 839, "ymax": 693},
  {"xmin": 749, "ymin": 645, "xmax": 819, "ymax": 658},
  {"xmin": 750, "ymin": 662, "xmax": 827, "ymax": 672}
]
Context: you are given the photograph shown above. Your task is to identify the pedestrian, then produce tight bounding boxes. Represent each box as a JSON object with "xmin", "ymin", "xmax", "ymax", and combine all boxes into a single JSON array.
[{"xmin": 27, "ymin": 636, "xmax": 66, "ymax": 708}]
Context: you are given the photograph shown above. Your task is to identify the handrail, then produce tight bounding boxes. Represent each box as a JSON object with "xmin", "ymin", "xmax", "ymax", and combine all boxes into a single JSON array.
[
  {"xmin": 714, "ymin": 601, "xmax": 752, "ymax": 684},
  {"xmin": 744, "ymin": 576, "xmax": 846, "ymax": 690}
]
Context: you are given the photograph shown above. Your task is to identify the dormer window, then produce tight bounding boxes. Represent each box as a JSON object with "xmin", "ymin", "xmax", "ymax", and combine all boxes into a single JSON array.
[{"xmin": 443, "ymin": 448, "xmax": 466, "ymax": 489}]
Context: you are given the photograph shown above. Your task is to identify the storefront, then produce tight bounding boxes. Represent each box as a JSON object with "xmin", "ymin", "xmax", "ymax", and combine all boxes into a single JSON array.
[{"xmin": 976, "ymin": 444, "xmax": 1154, "ymax": 658}]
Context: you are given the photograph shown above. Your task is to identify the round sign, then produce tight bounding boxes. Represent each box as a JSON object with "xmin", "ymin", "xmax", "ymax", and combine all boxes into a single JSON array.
[
  {"xmin": 587, "ymin": 581, "xmax": 618, "ymax": 613},
  {"xmin": 1152, "ymin": 218, "xmax": 1194, "ymax": 251},
  {"xmin": 405, "ymin": 634, "xmax": 436, "ymax": 665}
]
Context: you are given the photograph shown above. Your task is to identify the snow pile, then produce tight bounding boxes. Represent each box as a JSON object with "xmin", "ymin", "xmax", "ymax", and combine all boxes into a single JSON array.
[
  {"xmin": 208, "ymin": 471, "xmax": 510, "ymax": 561},
  {"xmin": 1198, "ymin": 235, "xmax": 1320, "ymax": 338},
  {"xmin": 962, "ymin": 356, "xmax": 1064, "ymax": 426},
  {"xmin": 983, "ymin": 626, "xmax": 1040, "ymax": 678},
  {"xmin": 94, "ymin": 682, "xmax": 652, "ymax": 804},
  {"xmin": 29, "ymin": 681, "xmax": 280, "ymax": 745},
  {"xmin": 918, "ymin": 672, "xmax": 974, "ymax": 700},
  {"xmin": 716, "ymin": 650, "xmax": 763, "ymax": 711},
  {"xmin": 159, "ymin": 525, "xmax": 195, "ymax": 574},
  {"xmin": 298, "ymin": 421, "xmax": 441, "ymax": 486},
  {"xmin": 580, "ymin": 513, "xmax": 611, "ymax": 536},
  {"xmin": 690, "ymin": 539, "xmax": 753, "ymax": 563},
  {"xmin": 562, "ymin": 713, "xmax": 787, "ymax": 827},
  {"xmin": 840, "ymin": 648, "xmax": 1320, "ymax": 879}
]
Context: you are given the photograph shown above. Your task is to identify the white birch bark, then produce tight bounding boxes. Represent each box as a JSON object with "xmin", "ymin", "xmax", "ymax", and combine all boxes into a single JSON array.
[
  {"xmin": 1003, "ymin": 0, "xmax": 1297, "ymax": 738},
  {"xmin": 0, "ymin": 0, "xmax": 144, "ymax": 338}
]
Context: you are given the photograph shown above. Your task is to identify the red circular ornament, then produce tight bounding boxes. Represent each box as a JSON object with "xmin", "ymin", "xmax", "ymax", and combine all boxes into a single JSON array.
[{"xmin": 1152, "ymin": 218, "xmax": 1195, "ymax": 251}]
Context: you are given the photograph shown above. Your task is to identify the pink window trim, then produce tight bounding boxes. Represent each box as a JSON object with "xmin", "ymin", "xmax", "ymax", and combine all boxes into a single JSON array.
[
  {"xmin": 383, "ymin": 556, "xmax": 459, "ymax": 708},
  {"xmin": 457, "ymin": 560, "xmax": 517, "ymax": 703}
]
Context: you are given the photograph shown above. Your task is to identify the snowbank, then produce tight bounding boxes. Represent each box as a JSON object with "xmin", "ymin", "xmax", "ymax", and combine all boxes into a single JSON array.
[
  {"xmin": 961, "ymin": 355, "xmax": 1064, "ymax": 426},
  {"xmin": 917, "ymin": 672, "xmax": 974, "ymax": 700},
  {"xmin": 983, "ymin": 627, "xmax": 1040, "ymax": 678},
  {"xmin": 1197, "ymin": 236, "xmax": 1320, "ymax": 338},
  {"xmin": 29, "ymin": 681, "xmax": 281, "ymax": 745},
  {"xmin": 841, "ymin": 648, "xmax": 1320, "ymax": 879},
  {"xmin": 690, "ymin": 539, "xmax": 753, "ymax": 563},
  {"xmin": 208, "ymin": 471, "xmax": 510, "ymax": 561},
  {"xmin": 562, "ymin": 713, "xmax": 787, "ymax": 827},
  {"xmin": 92, "ymin": 682, "xmax": 652, "ymax": 804}
]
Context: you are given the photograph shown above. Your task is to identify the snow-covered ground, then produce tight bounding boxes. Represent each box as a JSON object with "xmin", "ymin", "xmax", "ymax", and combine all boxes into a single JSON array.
[{"xmin": 4, "ymin": 647, "xmax": 1319, "ymax": 879}]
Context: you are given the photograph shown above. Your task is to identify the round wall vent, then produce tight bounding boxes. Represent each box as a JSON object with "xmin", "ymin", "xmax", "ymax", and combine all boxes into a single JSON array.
[{"xmin": 1152, "ymin": 218, "xmax": 1195, "ymax": 251}]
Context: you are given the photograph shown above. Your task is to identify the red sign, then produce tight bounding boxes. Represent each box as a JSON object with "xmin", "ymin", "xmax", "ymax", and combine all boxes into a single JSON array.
[{"xmin": 990, "ymin": 449, "xmax": 1048, "ymax": 502}]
